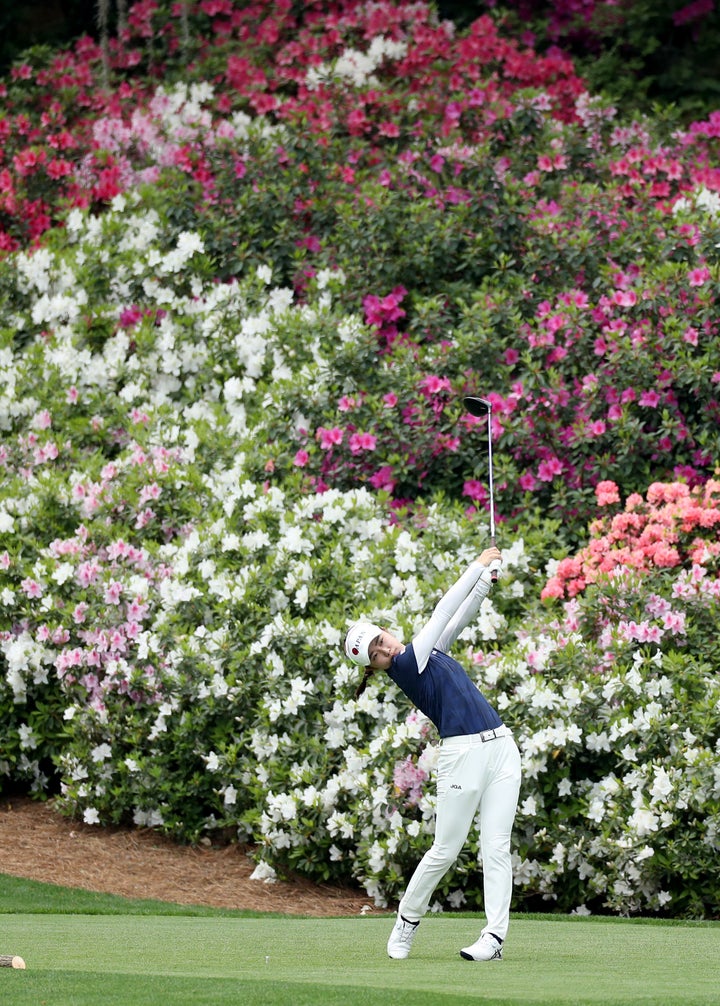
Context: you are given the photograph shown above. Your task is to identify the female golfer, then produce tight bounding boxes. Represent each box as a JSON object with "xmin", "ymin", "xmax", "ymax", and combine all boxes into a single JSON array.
[{"xmin": 344, "ymin": 546, "xmax": 521, "ymax": 962}]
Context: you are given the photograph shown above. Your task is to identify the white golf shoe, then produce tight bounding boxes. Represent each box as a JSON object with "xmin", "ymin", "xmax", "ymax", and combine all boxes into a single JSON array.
[
  {"xmin": 460, "ymin": 932, "xmax": 503, "ymax": 961},
  {"xmin": 387, "ymin": 914, "xmax": 420, "ymax": 959}
]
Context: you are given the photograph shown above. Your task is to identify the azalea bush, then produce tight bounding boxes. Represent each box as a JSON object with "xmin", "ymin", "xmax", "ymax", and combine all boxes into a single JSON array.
[
  {"xmin": 486, "ymin": 0, "xmax": 720, "ymax": 119},
  {"xmin": 0, "ymin": 0, "xmax": 719, "ymax": 921},
  {"xmin": 284, "ymin": 480, "xmax": 718, "ymax": 917},
  {"xmin": 2, "ymin": 2, "xmax": 720, "ymax": 531}
]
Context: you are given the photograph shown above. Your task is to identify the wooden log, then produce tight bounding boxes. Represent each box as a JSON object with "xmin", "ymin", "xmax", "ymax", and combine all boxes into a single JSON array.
[{"xmin": 0, "ymin": 955, "xmax": 26, "ymax": 968}]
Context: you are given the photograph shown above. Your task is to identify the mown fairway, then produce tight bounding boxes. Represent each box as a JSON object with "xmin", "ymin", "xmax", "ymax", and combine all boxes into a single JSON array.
[{"xmin": 2, "ymin": 907, "xmax": 718, "ymax": 1005}]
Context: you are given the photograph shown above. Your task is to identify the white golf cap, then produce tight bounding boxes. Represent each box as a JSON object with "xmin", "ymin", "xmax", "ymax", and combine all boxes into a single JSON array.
[{"xmin": 344, "ymin": 620, "xmax": 383, "ymax": 667}]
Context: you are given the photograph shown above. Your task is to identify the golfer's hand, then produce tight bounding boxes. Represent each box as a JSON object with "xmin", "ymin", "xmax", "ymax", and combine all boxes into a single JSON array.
[{"xmin": 477, "ymin": 547, "xmax": 501, "ymax": 567}]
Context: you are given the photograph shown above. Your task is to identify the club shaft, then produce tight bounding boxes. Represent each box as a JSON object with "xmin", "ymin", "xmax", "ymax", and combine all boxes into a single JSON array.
[{"xmin": 486, "ymin": 409, "xmax": 495, "ymax": 541}]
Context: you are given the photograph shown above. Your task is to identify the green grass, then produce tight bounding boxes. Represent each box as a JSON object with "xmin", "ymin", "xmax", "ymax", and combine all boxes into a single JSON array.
[{"xmin": 1, "ymin": 876, "xmax": 718, "ymax": 1005}]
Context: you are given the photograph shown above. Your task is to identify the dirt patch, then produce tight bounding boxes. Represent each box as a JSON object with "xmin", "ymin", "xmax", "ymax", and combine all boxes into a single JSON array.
[{"xmin": 0, "ymin": 797, "xmax": 374, "ymax": 917}]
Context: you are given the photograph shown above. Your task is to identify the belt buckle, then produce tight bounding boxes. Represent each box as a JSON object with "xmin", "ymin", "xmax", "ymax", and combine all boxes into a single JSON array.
[{"xmin": 481, "ymin": 728, "xmax": 496, "ymax": 743}]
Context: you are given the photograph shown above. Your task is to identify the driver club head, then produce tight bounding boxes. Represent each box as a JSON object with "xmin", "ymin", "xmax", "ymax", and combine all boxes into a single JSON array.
[{"xmin": 463, "ymin": 396, "xmax": 491, "ymax": 418}]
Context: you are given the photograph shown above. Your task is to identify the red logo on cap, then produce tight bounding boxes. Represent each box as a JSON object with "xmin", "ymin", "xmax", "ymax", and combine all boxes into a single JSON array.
[{"xmin": 352, "ymin": 647, "xmax": 359, "ymax": 655}]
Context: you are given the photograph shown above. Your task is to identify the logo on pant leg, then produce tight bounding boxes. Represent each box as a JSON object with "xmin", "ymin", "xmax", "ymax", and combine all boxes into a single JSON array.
[{"xmin": 450, "ymin": 784, "xmax": 463, "ymax": 790}]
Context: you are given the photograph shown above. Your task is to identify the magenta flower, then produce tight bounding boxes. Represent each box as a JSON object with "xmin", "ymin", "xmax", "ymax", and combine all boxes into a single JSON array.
[
  {"xmin": 688, "ymin": 267, "xmax": 711, "ymax": 286},
  {"xmin": 519, "ymin": 472, "xmax": 537, "ymax": 492},
  {"xmin": 462, "ymin": 479, "xmax": 488, "ymax": 503},
  {"xmin": 383, "ymin": 393, "xmax": 398, "ymax": 408},
  {"xmin": 639, "ymin": 390, "xmax": 661, "ymax": 407},
  {"xmin": 613, "ymin": 290, "xmax": 637, "ymax": 307},
  {"xmin": 293, "ymin": 449, "xmax": 310, "ymax": 467},
  {"xmin": 348, "ymin": 432, "xmax": 377, "ymax": 454},
  {"xmin": 674, "ymin": 0, "xmax": 714, "ymax": 27},
  {"xmin": 316, "ymin": 426, "xmax": 344, "ymax": 449},
  {"xmin": 369, "ymin": 466, "xmax": 396, "ymax": 492},
  {"xmin": 119, "ymin": 306, "xmax": 144, "ymax": 329},
  {"xmin": 419, "ymin": 374, "xmax": 452, "ymax": 396},
  {"xmin": 537, "ymin": 457, "xmax": 563, "ymax": 481}
]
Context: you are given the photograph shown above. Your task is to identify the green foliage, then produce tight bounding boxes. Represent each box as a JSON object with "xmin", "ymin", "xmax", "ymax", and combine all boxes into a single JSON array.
[{"xmin": 488, "ymin": 1, "xmax": 720, "ymax": 122}]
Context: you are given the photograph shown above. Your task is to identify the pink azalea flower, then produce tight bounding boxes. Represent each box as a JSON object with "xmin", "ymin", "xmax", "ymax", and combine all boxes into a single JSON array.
[
  {"xmin": 293, "ymin": 449, "xmax": 310, "ymax": 467},
  {"xmin": 104, "ymin": 581, "xmax": 123, "ymax": 605},
  {"xmin": 316, "ymin": 426, "xmax": 344, "ymax": 449},
  {"xmin": 119, "ymin": 306, "xmax": 144, "ymax": 329},
  {"xmin": 125, "ymin": 620, "xmax": 141, "ymax": 639},
  {"xmin": 138, "ymin": 483, "xmax": 161, "ymax": 503},
  {"xmin": 419, "ymin": 374, "xmax": 452, "ymax": 396},
  {"xmin": 369, "ymin": 466, "xmax": 396, "ymax": 492},
  {"xmin": 135, "ymin": 508, "xmax": 156, "ymax": 528},
  {"xmin": 127, "ymin": 598, "xmax": 149, "ymax": 621},
  {"xmin": 662, "ymin": 610, "xmax": 686, "ymax": 634},
  {"xmin": 32, "ymin": 409, "xmax": 52, "ymax": 429},
  {"xmin": 20, "ymin": 578, "xmax": 43, "ymax": 598},
  {"xmin": 688, "ymin": 267, "xmax": 711, "ymax": 286},
  {"xmin": 73, "ymin": 603, "xmax": 89, "ymax": 624},
  {"xmin": 537, "ymin": 457, "xmax": 563, "ymax": 482},
  {"xmin": 613, "ymin": 289, "xmax": 637, "ymax": 307},
  {"xmin": 462, "ymin": 479, "xmax": 488, "ymax": 503},
  {"xmin": 518, "ymin": 472, "xmax": 537, "ymax": 492},
  {"xmin": 77, "ymin": 561, "xmax": 99, "ymax": 587},
  {"xmin": 393, "ymin": 755, "xmax": 428, "ymax": 806},
  {"xmin": 596, "ymin": 480, "xmax": 620, "ymax": 506},
  {"xmin": 348, "ymin": 432, "xmax": 377, "ymax": 454}
]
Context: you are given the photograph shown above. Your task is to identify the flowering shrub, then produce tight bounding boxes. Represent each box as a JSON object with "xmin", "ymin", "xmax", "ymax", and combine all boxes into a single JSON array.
[
  {"xmin": 240, "ymin": 519, "xmax": 720, "ymax": 918},
  {"xmin": 488, "ymin": 1, "xmax": 720, "ymax": 118},
  {"xmin": 0, "ymin": 1, "xmax": 719, "ymax": 920},
  {"xmin": 543, "ymin": 478, "xmax": 720, "ymax": 599},
  {"xmin": 1, "ymin": 2, "xmax": 719, "ymax": 532}
]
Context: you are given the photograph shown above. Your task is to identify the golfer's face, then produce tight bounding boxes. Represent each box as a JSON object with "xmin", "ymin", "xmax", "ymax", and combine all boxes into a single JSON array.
[{"xmin": 368, "ymin": 630, "xmax": 403, "ymax": 670}]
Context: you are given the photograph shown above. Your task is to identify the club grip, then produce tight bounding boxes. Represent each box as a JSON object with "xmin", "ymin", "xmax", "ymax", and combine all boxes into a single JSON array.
[{"xmin": 489, "ymin": 538, "xmax": 499, "ymax": 585}]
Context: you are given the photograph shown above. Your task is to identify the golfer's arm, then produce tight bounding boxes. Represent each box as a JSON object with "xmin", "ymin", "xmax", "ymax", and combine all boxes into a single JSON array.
[
  {"xmin": 413, "ymin": 562, "xmax": 490, "ymax": 672},
  {"xmin": 435, "ymin": 573, "xmax": 492, "ymax": 651}
]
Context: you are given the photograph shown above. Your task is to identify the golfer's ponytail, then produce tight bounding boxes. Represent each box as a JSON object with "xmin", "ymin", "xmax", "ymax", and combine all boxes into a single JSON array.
[{"xmin": 354, "ymin": 665, "xmax": 376, "ymax": 699}]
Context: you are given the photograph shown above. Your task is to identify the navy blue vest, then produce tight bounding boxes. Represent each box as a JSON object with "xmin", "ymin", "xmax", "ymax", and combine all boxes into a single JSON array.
[{"xmin": 387, "ymin": 643, "xmax": 502, "ymax": 738}]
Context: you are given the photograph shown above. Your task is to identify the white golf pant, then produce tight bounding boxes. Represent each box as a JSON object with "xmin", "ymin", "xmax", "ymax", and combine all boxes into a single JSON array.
[{"xmin": 398, "ymin": 730, "xmax": 521, "ymax": 940}]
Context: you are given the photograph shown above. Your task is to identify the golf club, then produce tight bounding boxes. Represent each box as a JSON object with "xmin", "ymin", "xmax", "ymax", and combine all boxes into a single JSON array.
[{"xmin": 463, "ymin": 396, "xmax": 498, "ymax": 584}]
